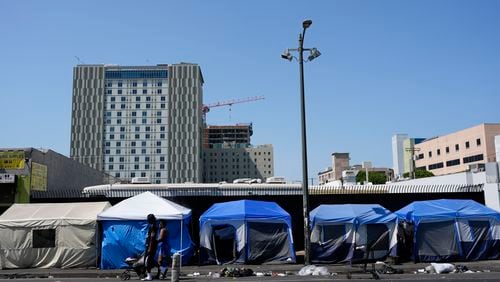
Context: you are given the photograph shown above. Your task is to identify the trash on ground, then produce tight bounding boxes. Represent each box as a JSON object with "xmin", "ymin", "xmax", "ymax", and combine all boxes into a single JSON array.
[
  {"xmin": 210, "ymin": 272, "xmax": 221, "ymax": 278},
  {"xmin": 374, "ymin": 261, "xmax": 404, "ymax": 274},
  {"xmin": 219, "ymin": 267, "xmax": 254, "ymax": 277},
  {"xmin": 298, "ymin": 265, "xmax": 330, "ymax": 276},
  {"xmin": 425, "ymin": 265, "xmax": 435, "ymax": 274},
  {"xmin": 430, "ymin": 263, "xmax": 455, "ymax": 274},
  {"xmin": 187, "ymin": 272, "xmax": 201, "ymax": 277}
]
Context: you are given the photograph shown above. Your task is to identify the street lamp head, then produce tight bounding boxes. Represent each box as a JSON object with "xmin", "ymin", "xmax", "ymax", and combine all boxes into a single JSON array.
[
  {"xmin": 307, "ymin": 48, "xmax": 321, "ymax": 61},
  {"xmin": 302, "ymin": 20, "xmax": 312, "ymax": 29},
  {"xmin": 281, "ymin": 50, "xmax": 293, "ymax": 61}
]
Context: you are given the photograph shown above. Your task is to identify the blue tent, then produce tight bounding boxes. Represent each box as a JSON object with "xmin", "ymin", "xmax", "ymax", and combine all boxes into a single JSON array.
[
  {"xmin": 309, "ymin": 204, "xmax": 398, "ymax": 263},
  {"xmin": 97, "ymin": 192, "xmax": 194, "ymax": 269},
  {"xmin": 396, "ymin": 199, "xmax": 500, "ymax": 262},
  {"xmin": 199, "ymin": 200, "xmax": 296, "ymax": 264}
]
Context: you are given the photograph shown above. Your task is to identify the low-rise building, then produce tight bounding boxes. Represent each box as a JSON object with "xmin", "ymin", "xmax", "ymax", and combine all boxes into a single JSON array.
[
  {"xmin": 318, "ymin": 153, "xmax": 350, "ymax": 185},
  {"xmin": 0, "ymin": 148, "xmax": 113, "ymax": 213},
  {"xmin": 414, "ymin": 124, "xmax": 500, "ymax": 176}
]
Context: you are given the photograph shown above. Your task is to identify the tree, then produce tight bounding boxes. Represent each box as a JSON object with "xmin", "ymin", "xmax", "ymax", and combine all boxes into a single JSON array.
[
  {"xmin": 403, "ymin": 169, "xmax": 434, "ymax": 179},
  {"xmin": 356, "ymin": 171, "xmax": 387, "ymax": 185}
]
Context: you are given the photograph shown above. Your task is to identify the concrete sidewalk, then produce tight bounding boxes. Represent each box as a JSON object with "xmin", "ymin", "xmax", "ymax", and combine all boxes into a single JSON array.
[{"xmin": 1, "ymin": 260, "xmax": 499, "ymax": 279}]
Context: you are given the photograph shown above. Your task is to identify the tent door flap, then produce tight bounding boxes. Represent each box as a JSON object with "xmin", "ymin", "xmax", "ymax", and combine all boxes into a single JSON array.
[{"xmin": 211, "ymin": 225, "xmax": 236, "ymax": 265}]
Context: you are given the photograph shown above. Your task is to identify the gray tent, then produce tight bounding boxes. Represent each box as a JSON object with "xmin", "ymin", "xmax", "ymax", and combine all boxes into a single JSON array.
[{"xmin": 0, "ymin": 202, "xmax": 110, "ymax": 269}]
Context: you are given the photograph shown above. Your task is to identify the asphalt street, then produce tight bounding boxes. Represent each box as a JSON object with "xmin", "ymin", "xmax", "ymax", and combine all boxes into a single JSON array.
[
  {"xmin": 2, "ymin": 260, "xmax": 500, "ymax": 281},
  {"xmin": 1, "ymin": 272, "xmax": 500, "ymax": 281}
]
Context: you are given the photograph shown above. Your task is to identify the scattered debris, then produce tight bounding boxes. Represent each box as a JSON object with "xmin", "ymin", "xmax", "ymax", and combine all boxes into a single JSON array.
[
  {"xmin": 374, "ymin": 261, "xmax": 404, "ymax": 274},
  {"xmin": 425, "ymin": 265, "xmax": 435, "ymax": 273},
  {"xmin": 209, "ymin": 272, "xmax": 220, "ymax": 278},
  {"xmin": 219, "ymin": 267, "xmax": 254, "ymax": 277},
  {"xmin": 431, "ymin": 263, "xmax": 455, "ymax": 274},
  {"xmin": 464, "ymin": 270, "xmax": 475, "ymax": 273},
  {"xmin": 455, "ymin": 265, "xmax": 469, "ymax": 273},
  {"xmin": 298, "ymin": 265, "xmax": 330, "ymax": 276}
]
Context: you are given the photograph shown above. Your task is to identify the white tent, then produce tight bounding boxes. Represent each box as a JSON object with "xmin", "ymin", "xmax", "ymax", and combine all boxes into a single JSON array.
[
  {"xmin": 97, "ymin": 191, "xmax": 191, "ymax": 220},
  {"xmin": 97, "ymin": 192, "xmax": 194, "ymax": 269},
  {"xmin": 0, "ymin": 202, "xmax": 111, "ymax": 269}
]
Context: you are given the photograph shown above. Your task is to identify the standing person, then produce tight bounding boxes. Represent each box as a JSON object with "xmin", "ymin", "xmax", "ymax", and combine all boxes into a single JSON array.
[
  {"xmin": 156, "ymin": 219, "xmax": 170, "ymax": 279},
  {"xmin": 143, "ymin": 214, "xmax": 158, "ymax": 281}
]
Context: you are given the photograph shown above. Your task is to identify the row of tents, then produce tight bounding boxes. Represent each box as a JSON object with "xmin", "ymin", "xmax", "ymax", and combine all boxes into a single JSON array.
[{"xmin": 0, "ymin": 191, "xmax": 498, "ymax": 269}]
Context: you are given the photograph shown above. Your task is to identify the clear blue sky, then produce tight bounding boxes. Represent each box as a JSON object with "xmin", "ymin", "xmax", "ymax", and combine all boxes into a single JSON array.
[{"xmin": 1, "ymin": 0, "xmax": 499, "ymax": 182}]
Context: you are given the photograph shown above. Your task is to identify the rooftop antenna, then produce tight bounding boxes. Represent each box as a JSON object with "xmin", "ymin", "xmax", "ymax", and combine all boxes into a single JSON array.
[{"xmin": 74, "ymin": 56, "xmax": 85, "ymax": 64}]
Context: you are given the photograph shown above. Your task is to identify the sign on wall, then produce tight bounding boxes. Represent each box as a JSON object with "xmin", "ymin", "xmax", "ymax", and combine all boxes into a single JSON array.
[
  {"xmin": 0, "ymin": 173, "xmax": 15, "ymax": 183},
  {"xmin": 0, "ymin": 151, "xmax": 25, "ymax": 170},
  {"xmin": 31, "ymin": 162, "xmax": 47, "ymax": 191}
]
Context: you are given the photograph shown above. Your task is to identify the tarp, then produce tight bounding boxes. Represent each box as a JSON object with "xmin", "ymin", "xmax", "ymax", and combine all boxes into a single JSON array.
[
  {"xmin": 0, "ymin": 202, "xmax": 111, "ymax": 269},
  {"xmin": 396, "ymin": 199, "xmax": 500, "ymax": 262},
  {"xmin": 309, "ymin": 204, "xmax": 398, "ymax": 264},
  {"xmin": 199, "ymin": 200, "xmax": 296, "ymax": 264},
  {"xmin": 98, "ymin": 192, "xmax": 194, "ymax": 269}
]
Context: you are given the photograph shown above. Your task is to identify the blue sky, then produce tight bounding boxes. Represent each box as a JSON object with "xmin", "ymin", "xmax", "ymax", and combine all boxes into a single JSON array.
[{"xmin": 1, "ymin": 0, "xmax": 499, "ymax": 182}]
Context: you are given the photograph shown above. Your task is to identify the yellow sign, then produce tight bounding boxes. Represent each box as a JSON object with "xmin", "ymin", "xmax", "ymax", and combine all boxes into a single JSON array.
[
  {"xmin": 31, "ymin": 162, "xmax": 48, "ymax": 191},
  {"xmin": 0, "ymin": 151, "xmax": 25, "ymax": 170}
]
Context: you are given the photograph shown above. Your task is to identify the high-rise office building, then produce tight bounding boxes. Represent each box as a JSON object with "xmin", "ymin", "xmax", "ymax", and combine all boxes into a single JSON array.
[{"xmin": 70, "ymin": 63, "xmax": 204, "ymax": 184}]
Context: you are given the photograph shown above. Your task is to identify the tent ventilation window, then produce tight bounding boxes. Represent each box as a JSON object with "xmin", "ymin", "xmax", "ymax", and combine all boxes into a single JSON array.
[
  {"xmin": 322, "ymin": 225, "xmax": 345, "ymax": 244},
  {"xmin": 33, "ymin": 229, "xmax": 56, "ymax": 248}
]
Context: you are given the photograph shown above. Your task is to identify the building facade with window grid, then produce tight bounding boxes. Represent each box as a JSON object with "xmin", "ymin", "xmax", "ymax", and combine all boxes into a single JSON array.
[
  {"xmin": 70, "ymin": 63, "xmax": 204, "ymax": 184},
  {"xmin": 202, "ymin": 144, "xmax": 274, "ymax": 183},
  {"xmin": 414, "ymin": 123, "xmax": 500, "ymax": 176}
]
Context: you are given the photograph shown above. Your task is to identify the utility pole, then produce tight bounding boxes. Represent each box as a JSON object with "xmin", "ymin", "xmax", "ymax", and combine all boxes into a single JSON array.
[
  {"xmin": 282, "ymin": 20, "xmax": 321, "ymax": 265},
  {"xmin": 309, "ymin": 177, "xmax": 315, "ymax": 186}
]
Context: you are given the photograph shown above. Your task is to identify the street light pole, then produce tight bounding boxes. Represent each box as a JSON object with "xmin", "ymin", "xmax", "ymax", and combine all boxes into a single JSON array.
[
  {"xmin": 298, "ymin": 23, "xmax": 311, "ymax": 266},
  {"xmin": 281, "ymin": 19, "xmax": 320, "ymax": 265}
]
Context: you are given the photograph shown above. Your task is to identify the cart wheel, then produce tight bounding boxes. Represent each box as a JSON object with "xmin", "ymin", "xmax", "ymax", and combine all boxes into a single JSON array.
[{"xmin": 120, "ymin": 271, "xmax": 131, "ymax": 280}]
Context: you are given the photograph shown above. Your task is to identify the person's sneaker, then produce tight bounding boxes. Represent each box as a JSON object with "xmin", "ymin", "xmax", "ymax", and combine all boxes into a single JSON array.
[{"xmin": 141, "ymin": 273, "xmax": 153, "ymax": 281}]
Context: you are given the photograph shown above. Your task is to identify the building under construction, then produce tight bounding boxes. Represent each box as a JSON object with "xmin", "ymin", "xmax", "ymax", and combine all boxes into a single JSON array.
[
  {"xmin": 203, "ymin": 124, "xmax": 253, "ymax": 149},
  {"xmin": 201, "ymin": 96, "xmax": 273, "ymax": 183},
  {"xmin": 201, "ymin": 123, "xmax": 274, "ymax": 183}
]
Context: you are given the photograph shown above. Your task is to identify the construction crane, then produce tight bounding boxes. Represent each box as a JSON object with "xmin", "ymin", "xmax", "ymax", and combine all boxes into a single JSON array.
[
  {"xmin": 202, "ymin": 95, "xmax": 265, "ymax": 121},
  {"xmin": 74, "ymin": 56, "xmax": 85, "ymax": 64}
]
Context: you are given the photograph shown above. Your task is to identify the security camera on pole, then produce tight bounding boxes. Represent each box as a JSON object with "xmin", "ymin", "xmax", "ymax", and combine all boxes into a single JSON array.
[{"xmin": 281, "ymin": 19, "xmax": 321, "ymax": 265}]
